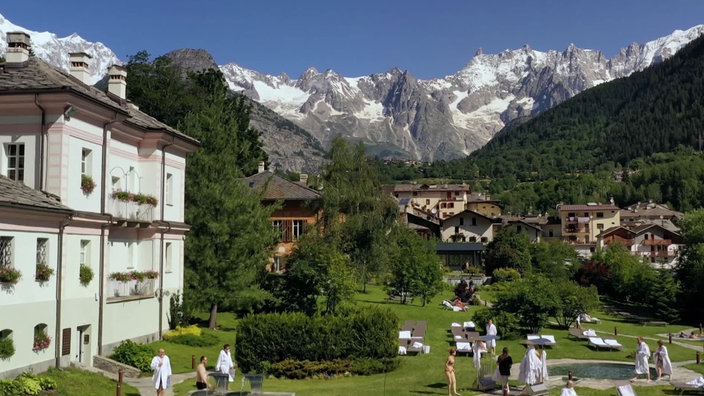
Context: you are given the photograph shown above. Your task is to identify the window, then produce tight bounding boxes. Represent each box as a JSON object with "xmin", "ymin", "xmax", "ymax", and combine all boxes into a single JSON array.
[
  {"xmin": 459, "ymin": 217, "xmax": 464, "ymax": 226},
  {"xmin": 425, "ymin": 199, "xmax": 430, "ymax": 205},
  {"xmin": 596, "ymin": 212, "xmax": 604, "ymax": 218},
  {"xmin": 471, "ymin": 218, "xmax": 477, "ymax": 226},
  {"xmin": 517, "ymin": 226, "xmax": 522, "ymax": 232},
  {"xmin": 81, "ymin": 148, "xmax": 92, "ymax": 177},
  {"xmin": 448, "ymin": 202, "xmax": 454, "ymax": 208},
  {"xmin": 79, "ymin": 240, "xmax": 90, "ymax": 265},
  {"xmin": 454, "ymin": 226, "xmax": 459, "ymax": 234},
  {"xmin": 111, "ymin": 176, "xmax": 121, "ymax": 191},
  {"xmin": 272, "ymin": 220, "xmax": 283, "ymax": 241},
  {"xmin": 480, "ymin": 237, "xmax": 488, "ymax": 243},
  {"xmin": 0, "ymin": 237, "xmax": 12, "ymax": 268},
  {"xmin": 164, "ymin": 242, "xmax": 173, "ymax": 273},
  {"xmin": 5, "ymin": 143, "xmax": 24, "ymax": 182},
  {"xmin": 597, "ymin": 224, "xmax": 604, "ymax": 230},
  {"xmin": 165, "ymin": 173, "xmax": 173, "ymax": 206},
  {"xmin": 36, "ymin": 238, "xmax": 48, "ymax": 265},
  {"xmin": 469, "ymin": 236, "xmax": 477, "ymax": 242},
  {"xmin": 292, "ymin": 220, "xmax": 305, "ymax": 240}
]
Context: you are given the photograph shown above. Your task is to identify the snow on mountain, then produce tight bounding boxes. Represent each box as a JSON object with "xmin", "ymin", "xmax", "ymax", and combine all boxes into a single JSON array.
[
  {"xmin": 0, "ymin": 14, "xmax": 120, "ymax": 85},
  {"xmin": 219, "ymin": 25, "xmax": 704, "ymax": 161},
  {"xmin": 2, "ymin": 10, "xmax": 702, "ymax": 165}
]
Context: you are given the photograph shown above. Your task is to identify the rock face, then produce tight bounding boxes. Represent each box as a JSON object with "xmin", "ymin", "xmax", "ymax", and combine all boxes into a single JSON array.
[
  {"xmin": 163, "ymin": 49, "xmax": 327, "ymax": 173},
  {"xmin": 220, "ymin": 25, "xmax": 704, "ymax": 163},
  {"xmin": 1, "ymin": 13, "xmax": 703, "ymax": 171}
]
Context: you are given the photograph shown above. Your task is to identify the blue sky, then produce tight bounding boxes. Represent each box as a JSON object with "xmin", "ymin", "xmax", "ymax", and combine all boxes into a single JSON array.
[{"xmin": 2, "ymin": 1, "xmax": 703, "ymax": 79}]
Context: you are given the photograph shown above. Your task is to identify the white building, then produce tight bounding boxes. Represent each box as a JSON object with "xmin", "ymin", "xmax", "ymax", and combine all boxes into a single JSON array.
[{"xmin": 0, "ymin": 32, "xmax": 199, "ymax": 378}]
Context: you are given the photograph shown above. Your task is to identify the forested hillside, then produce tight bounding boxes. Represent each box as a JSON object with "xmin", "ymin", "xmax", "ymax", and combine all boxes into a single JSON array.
[
  {"xmin": 379, "ymin": 33, "xmax": 704, "ymax": 214},
  {"xmin": 464, "ymin": 33, "xmax": 704, "ymax": 180}
]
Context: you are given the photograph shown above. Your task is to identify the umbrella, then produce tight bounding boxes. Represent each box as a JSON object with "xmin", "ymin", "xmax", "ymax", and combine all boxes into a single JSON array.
[{"xmin": 528, "ymin": 337, "xmax": 553, "ymax": 346}]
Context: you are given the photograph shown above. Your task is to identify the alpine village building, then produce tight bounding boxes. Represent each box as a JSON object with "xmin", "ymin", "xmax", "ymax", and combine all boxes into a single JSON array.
[{"xmin": 0, "ymin": 32, "xmax": 199, "ymax": 378}]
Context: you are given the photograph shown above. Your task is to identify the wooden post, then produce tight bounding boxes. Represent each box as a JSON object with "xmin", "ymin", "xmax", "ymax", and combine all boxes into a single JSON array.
[
  {"xmin": 614, "ymin": 327, "xmax": 618, "ymax": 336},
  {"xmin": 192, "ymin": 354, "xmax": 196, "ymax": 369},
  {"xmin": 116, "ymin": 368, "xmax": 123, "ymax": 396},
  {"xmin": 697, "ymin": 351, "xmax": 700, "ymax": 365},
  {"xmin": 669, "ymin": 333, "xmax": 673, "ymax": 344}
]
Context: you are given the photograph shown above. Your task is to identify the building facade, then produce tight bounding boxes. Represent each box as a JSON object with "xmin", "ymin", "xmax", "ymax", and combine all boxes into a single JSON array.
[{"xmin": 0, "ymin": 32, "xmax": 198, "ymax": 377}]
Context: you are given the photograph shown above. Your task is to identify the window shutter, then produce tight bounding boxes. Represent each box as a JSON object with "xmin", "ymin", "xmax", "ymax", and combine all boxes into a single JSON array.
[{"xmin": 62, "ymin": 328, "xmax": 71, "ymax": 356}]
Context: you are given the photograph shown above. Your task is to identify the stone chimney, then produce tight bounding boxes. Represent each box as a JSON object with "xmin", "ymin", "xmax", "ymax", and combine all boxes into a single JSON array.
[
  {"xmin": 257, "ymin": 161, "xmax": 265, "ymax": 173},
  {"xmin": 299, "ymin": 173, "xmax": 308, "ymax": 185},
  {"xmin": 107, "ymin": 64, "xmax": 127, "ymax": 99},
  {"xmin": 5, "ymin": 32, "xmax": 30, "ymax": 65},
  {"xmin": 69, "ymin": 52, "xmax": 92, "ymax": 84}
]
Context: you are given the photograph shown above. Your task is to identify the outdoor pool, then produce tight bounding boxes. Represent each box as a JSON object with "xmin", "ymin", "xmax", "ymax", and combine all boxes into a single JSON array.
[{"xmin": 549, "ymin": 363, "xmax": 657, "ymax": 380}]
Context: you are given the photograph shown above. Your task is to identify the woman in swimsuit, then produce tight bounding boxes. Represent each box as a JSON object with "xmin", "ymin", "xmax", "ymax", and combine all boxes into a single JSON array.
[{"xmin": 445, "ymin": 347, "xmax": 461, "ymax": 396}]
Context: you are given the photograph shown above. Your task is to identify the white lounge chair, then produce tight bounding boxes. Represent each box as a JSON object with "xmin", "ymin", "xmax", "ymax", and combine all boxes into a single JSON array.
[
  {"xmin": 588, "ymin": 336, "xmax": 621, "ymax": 350},
  {"xmin": 456, "ymin": 341, "xmax": 472, "ymax": 353},
  {"xmin": 616, "ymin": 383, "xmax": 636, "ymax": 396},
  {"xmin": 603, "ymin": 338, "xmax": 623, "ymax": 350}
]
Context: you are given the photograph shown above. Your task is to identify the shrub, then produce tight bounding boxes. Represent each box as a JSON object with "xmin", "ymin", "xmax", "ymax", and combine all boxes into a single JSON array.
[
  {"xmin": 493, "ymin": 268, "xmax": 521, "ymax": 283},
  {"xmin": 15, "ymin": 375, "xmax": 41, "ymax": 395},
  {"xmin": 79, "ymin": 264, "xmax": 94, "ymax": 286},
  {"xmin": 167, "ymin": 333, "xmax": 219, "ymax": 347},
  {"xmin": 163, "ymin": 324, "xmax": 201, "ymax": 340},
  {"xmin": 110, "ymin": 340, "xmax": 154, "ymax": 372},
  {"xmin": 0, "ymin": 337, "xmax": 15, "ymax": 360},
  {"xmin": 236, "ymin": 305, "xmax": 398, "ymax": 375},
  {"xmin": 471, "ymin": 307, "xmax": 521, "ymax": 340},
  {"xmin": 0, "ymin": 379, "xmax": 22, "ymax": 396}
]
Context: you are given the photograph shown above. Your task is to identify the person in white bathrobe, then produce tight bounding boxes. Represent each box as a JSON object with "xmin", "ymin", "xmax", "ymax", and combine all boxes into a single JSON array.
[
  {"xmin": 518, "ymin": 345, "xmax": 542, "ymax": 385},
  {"xmin": 560, "ymin": 380, "xmax": 577, "ymax": 396},
  {"xmin": 633, "ymin": 336, "xmax": 651, "ymax": 382},
  {"xmin": 216, "ymin": 344, "xmax": 235, "ymax": 384},
  {"xmin": 537, "ymin": 345, "xmax": 549, "ymax": 383},
  {"xmin": 653, "ymin": 339, "xmax": 673, "ymax": 380},
  {"xmin": 150, "ymin": 348, "xmax": 172, "ymax": 396},
  {"xmin": 486, "ymin": 319, "xmax": 498, "ymax": 355}
]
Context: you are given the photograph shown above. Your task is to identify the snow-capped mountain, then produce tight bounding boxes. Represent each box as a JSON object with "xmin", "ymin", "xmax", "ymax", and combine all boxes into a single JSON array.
[
  {"xmin": 220, "ymin": 25, "xmax": 704, "ymax": 162},
  {"xmin": 2, "ymin": 12, "xmax": 702, "ymax": 166},
  {"xmin": 0, "ymin": 15, "xmax": 120, "ymax": 85}
]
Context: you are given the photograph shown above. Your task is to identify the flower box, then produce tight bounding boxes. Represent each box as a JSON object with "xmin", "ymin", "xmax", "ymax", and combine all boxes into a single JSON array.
[{"xmin": 0, "ymin": 267, "xmax": 21, "ymax": 284}]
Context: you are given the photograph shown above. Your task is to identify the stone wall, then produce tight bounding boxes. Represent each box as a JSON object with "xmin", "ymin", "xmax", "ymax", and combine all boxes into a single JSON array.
[{"xmin": 93, "ymin": 355, "xmax": 141, "ymax": 378}]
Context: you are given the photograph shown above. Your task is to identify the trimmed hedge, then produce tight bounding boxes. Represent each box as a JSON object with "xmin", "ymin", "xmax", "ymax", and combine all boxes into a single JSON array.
[{"xmin": 236, "ymin": 305, "xmax": 398, "ymax": 375}]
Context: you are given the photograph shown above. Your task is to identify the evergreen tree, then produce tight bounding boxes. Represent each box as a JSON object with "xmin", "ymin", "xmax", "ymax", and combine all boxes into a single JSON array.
[{"xmin": 182, "ymin": 79, "xmax": 276, "ymax": 328}]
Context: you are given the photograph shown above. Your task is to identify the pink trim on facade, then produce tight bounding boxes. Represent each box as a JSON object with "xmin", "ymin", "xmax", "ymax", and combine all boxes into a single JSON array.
[{"xmin": 63, "ymin": 125, "xmax": 103, "ymax": 145}]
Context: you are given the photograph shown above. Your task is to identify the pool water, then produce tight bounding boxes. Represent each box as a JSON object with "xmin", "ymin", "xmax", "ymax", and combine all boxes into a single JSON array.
[{"xmin": 549, "ymin": 363, "xmax": 657, "ymax": 380}]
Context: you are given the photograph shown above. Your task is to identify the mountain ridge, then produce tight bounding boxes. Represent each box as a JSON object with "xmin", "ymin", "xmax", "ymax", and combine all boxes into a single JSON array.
[{"xmin": 1, "ymin": 13, "xmax": 702, "ymax": 170}]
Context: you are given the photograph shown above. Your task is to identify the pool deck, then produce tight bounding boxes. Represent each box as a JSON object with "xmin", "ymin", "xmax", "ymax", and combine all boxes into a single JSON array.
[{"xmin": 472, "ymin": 358, "xmax": 701, "ymax": 395}]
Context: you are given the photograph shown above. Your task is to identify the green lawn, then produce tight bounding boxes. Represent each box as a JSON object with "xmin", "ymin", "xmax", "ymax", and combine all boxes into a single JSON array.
[
  {"xmin": 40, "ymin": 367, "xmax": 140, "ymax": 396},
  {"xmin": 167, "ymin": 284, "xmax": 704, "ymax": 396}
]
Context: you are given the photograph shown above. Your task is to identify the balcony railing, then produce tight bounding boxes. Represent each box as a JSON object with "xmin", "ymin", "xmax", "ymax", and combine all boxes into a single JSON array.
[
  {"xmin": 107, "ymin": 278, "xmax": 155, "ymax": 300},
  {"xmin": 109, "ymin": 198, "xmax": 154, "ymax": 222}
]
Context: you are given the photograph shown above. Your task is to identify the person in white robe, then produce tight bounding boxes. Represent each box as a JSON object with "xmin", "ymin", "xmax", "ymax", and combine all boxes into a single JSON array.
[
  {"xmin": 652, "ymin": 339, "xmax": 673, "ymax": 380},
  {"xmin": 537, "ymin": 345, "xmax": 549, "ymax": 383},
  {"xmin": 216, "ymin": 344, "xmax": 235, "ymax": 382},
  {"xmin": 486, "ymin": 319, "xmax": 498, "ymax": 355},
  {"xmin": 150, "ymin": 348, "xmax": 172, "ymax": 396},
  {"xmin": 560, "ymin": 380, "xmax": 577, "ymax": 396},
  {"xmin": 517, "ymin": 345, "xmax": 541, "ymax": 385},
  {"xmin": 633, "ymin": 336, "xmax": 651, "ymax": 382},
  {"xmin": 473, "ymin": 340, "xmax": 487, "ymax": 369}
]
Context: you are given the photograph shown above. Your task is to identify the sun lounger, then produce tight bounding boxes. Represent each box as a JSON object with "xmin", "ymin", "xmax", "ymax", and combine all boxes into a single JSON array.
[
  {"xmin": 589, "ymin": 336, "xmax": 621, "ymax": 350},
  {"xmin": 616, "ymin": 383, "xmax": 636, "ymax": 396},
  {"xmin": 603, "ymin": 338, "xmax": 623, "ymax": 350},
  {"xmin": 569, "ymin": 327, "xmax": 590, "ymax": 340},
  {"xmin": 670, "ymin": 381, "xmax": 704, "ymax": 395},
  {"xmin": 456, "ymin": 341, "xmax": 472, "ymax": 353}
]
